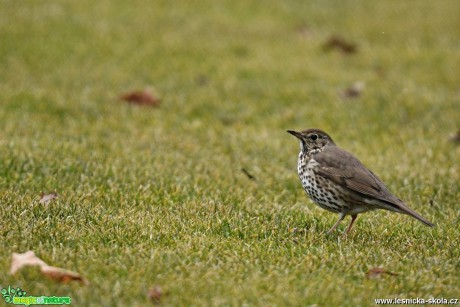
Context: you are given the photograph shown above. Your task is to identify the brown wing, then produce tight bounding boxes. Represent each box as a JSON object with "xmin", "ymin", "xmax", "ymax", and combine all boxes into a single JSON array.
[
  {"xmin": 313, "ymin": 145, "xmax": 401, "ymax": 205},
  {"xmin": 313, "ymin": 145, "xmax": 434, "ymax": 227}
]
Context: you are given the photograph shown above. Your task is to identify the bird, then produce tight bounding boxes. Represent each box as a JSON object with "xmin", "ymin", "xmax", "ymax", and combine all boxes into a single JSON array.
[{"xmin": 287, "ymin": 128, "xmax": 434, "ymax": 236}]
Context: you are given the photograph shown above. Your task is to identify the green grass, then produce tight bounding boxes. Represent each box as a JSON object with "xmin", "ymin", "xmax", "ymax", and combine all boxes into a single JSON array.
[{"xmin": 1, "ymin": 0, "xmax": 459, "ymax": 305}]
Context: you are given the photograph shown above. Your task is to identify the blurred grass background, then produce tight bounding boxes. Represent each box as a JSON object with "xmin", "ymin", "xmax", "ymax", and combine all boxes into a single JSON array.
[{"xmin": 0, "ymin": 0, "xmax": 459, "ymax": 305}]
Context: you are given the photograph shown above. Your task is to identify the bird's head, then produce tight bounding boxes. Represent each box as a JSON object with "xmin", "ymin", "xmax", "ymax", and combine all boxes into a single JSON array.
[{"xmin": 287, "ymin": 128, "xmax": 335, "ymax": 154}]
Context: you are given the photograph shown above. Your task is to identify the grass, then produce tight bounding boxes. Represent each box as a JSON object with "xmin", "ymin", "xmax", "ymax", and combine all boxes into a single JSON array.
[{"xmin": 1, "ymin": 0, "xmax": 459, "ymax": 305}]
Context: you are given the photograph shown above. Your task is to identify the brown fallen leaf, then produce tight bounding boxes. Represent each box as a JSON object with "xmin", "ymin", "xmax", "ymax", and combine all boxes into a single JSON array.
[
  {"xmin": 366, "ymin": 267, "xmax": 398, "ymax": 279},
  {"xmin": 449, "ymin": 131, "xmax": 460, "ymax": 143},
  {"xmin": 147, "ymin": 285, "xmax": 164, "ymax": 304},
  {"xmin": 10, "ymin": 251, "xmax": 48, "ymax": 274},
  {"xmin": 340, "ymin": 81, "xmax": 365, "ymax": 99},
  {"xmin": 120, "ymin": 88, "xmax": 160, "ymax": 107},
  {"xmin": 241, "ymin": 168, "xmax": 256, "ymax": 181},
  {"xmin": 296, "ymin": 25, "xmax": 312, "ymax": 38},
  {"xmin": 374, "ymin": 63, "xmax": 386, "ymax": 78},
  {"xmin": 323, "ymin": 35, "xmax": 357, "ymax": 54},
  {"xmin": 39, "ymin": 192, "xmax": 58, "ymax": 205},
  {"xmin": 10, "ymin": 251, "xmax": 89, "ymax": 285},
  {"xmin": 42, "ymin": 265, "xmax": 89, "ymax": 285}
]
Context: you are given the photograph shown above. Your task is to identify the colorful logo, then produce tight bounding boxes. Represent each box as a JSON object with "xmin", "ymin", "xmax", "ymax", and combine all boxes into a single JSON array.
[{"xmin": 1, "ymin": 286, "xmax": 71, "ymax": 305}]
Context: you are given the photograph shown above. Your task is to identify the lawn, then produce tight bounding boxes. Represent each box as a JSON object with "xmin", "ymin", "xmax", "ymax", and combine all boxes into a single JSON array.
[{"xmin": 0, "ymin": 0, "xmax": 459, "ymax": 305}]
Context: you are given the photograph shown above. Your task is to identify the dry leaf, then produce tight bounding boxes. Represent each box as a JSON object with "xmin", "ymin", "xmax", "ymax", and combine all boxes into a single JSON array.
[
  {"xmin": 449, "ymin": 131, "xmax": 460, "ymax": 143},
  {"xmin": 340, "ymin": 81, "xmax": 365, "ymax": 99},
  {"xmin": 147, "ymin": 285, "xmax": 164, "ymax": 304},
  {"xmin": 296, "ymin": 25, "xmax": 312, "ymax": 38},
  {"xmin": 323, "ymin": 35, "xmax": 357, "ymax": 54},
  {"xmin": 374, "ymin": 64, "xmax": 386, "ymax": 78},
  {"xmin": 39, "ymin": 192, "xmax": 58, "ymax": 205},
  {"xmin": 120, "ymin": 88, "xmax": 160, "ymax": 107},
  {"xmin": 241, "ymin": 168, "xmax": 256, "ymax": 181},
  {"xmin": 10, "ymin": 251, "xmax": 88, "ymax": 285},
  {"xmin": 41, "ymin": 265, "xmax": 89, "ymax": 285},
  {"xmin": 366, "ymin": 267, "xmax": 398, "ymax": 279},
  {"xmin": 10, "ymin": 251, "xmax": 48, "ymax": 274}
]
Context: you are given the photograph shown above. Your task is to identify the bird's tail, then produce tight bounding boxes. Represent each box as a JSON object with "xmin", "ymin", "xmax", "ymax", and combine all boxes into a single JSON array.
[{"xmin": 394, "ymin": 201, "xmax": 435, "ymax": 227}]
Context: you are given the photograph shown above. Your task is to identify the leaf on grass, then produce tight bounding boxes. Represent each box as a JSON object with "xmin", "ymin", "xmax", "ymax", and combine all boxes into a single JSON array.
[
  {"xmin": 323, "ymin": 35, "xmax": 357, "ymax": 54},
  {"xmin": 449, "ymin": 130, "xmax": 460, "ymax": 143},
  {"xmin": 366, "ymin": 267, "xmax": 398, "ymax": 279},
  {"xmin": 120, "ymin": 88, "xmax": 160, "ymax": 107},
  {"xmin": 241, "ymin": 168, "xmax": 256, "ymax": 181},
  {"xmin": 147, "ymin": 285, "xmax": 164, "ymax": 304},
  {"xmin": 39, "ymin": 192, "xmax": 58, "ymax": 205},
  {"xmin": 41, "ymin": 265, "xmax": 89, "ymax": 285},
  {"xmin": 340, "ymin": 81, "xmax": 365, "ymax": 99},
  {"xmin": 373, "ymin": 64, "xmax": 386, "ymax": 78},
  {"xmin": 10, "ymin": 251, "xmax": 48, "ymax": 275},
  {"xmin": 296, "ymin": 25, "xmax": 312, "ymax": 38},
  {"xmin": 10, "ymin": 251, "xmax": 88, "ymax": 285}
]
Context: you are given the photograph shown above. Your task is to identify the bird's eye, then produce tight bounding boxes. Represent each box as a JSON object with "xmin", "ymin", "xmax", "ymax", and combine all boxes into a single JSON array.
[{"xmin": 310, "ymin": 134, "xmax": 318, "ymax": 141}]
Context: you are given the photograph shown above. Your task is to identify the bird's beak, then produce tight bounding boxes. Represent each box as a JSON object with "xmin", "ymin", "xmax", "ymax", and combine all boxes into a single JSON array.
[{"xmin": 287, "ymin": 130, "xmax": 303, "ymax": 139}]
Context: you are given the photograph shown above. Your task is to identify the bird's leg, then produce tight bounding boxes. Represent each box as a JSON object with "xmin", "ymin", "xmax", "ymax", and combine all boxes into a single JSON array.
[
  {"xmin": 343, "ymin": 214, "xmax": 358, "ymax": 237},
  {"xmin": 327, "ymin": 213, "xmax": 345, "ymax": 234}
]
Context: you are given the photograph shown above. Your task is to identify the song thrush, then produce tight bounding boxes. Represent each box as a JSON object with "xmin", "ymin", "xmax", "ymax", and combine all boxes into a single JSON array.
[{"xmin": 287, "ymin": 128, "xmax": 434, "ymax": 236}]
